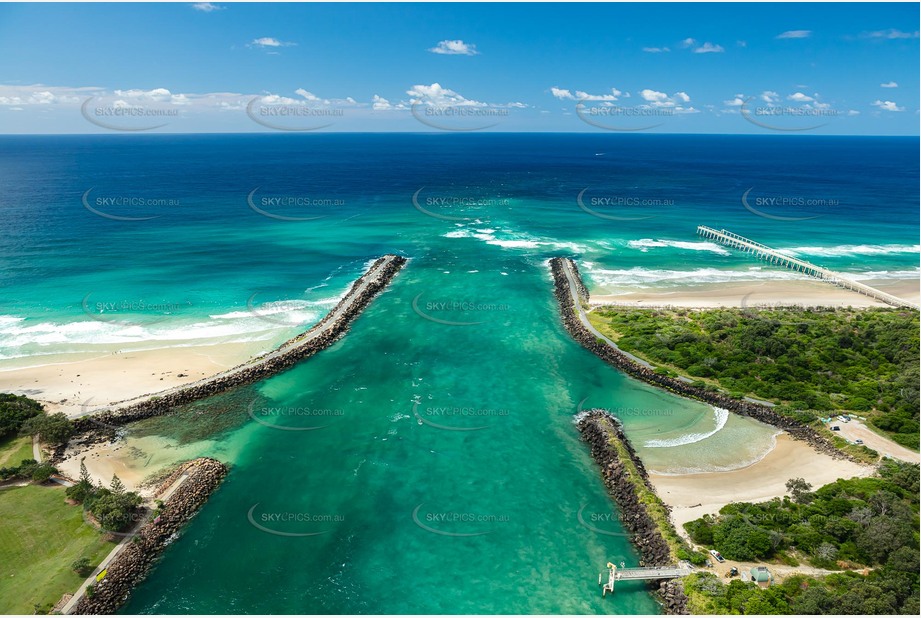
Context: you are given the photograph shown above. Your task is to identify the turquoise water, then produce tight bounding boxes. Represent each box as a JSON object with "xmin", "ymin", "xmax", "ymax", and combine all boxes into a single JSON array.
[{"xmin": 0, "ymin": 134, "xmax": 917, "ymax": 613}]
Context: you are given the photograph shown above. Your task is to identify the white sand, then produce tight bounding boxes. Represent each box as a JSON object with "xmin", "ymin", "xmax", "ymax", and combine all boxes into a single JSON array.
[
  {"xmin": 0, "ymin": 341, "xmax": 271, "ymax": 418},
  {"xmin": 592, "ymin": 278, "xmax": 919, "ymax": 309},
  {"xmin": 649, "ymin": 434, "xmax": 873, "ymax": 537}
]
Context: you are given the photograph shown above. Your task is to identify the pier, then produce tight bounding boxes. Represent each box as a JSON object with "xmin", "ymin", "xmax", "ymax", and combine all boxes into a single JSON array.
[
  {"xmin": 599, "ymin": 562, "xmax": 694, "ymax": 596},
  {"xmin": 697, "ymin": 226, "xmax": 919, "ymax": 310}
]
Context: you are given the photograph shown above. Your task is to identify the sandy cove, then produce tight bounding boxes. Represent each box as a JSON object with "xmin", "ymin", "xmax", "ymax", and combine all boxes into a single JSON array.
[
  {"xmin": 649, "ymin": 433, "xmax": 873, "ymax": 538},
  {"xmin": 591, "ymin": 277, "xmax": 919, "ymax": 309}
]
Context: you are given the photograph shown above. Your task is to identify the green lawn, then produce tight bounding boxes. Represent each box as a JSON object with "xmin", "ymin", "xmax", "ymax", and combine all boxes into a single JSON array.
[
  {"xmin": 0, "ymin": 434, "xmax": 34, "ymax": 468},
  {"xmin": 0, "ymin": 484, "xmax": 117, "ymax": 614}
]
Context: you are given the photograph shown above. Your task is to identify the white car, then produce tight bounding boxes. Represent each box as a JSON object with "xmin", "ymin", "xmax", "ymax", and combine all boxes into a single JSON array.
[{"xmin": 709, "ymin": 549, "xmax": 725, "ymax": 563}]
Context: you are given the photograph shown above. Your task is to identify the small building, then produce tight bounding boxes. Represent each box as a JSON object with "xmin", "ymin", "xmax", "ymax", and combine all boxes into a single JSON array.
[{"xmin": 750, "ymin": 566, "xmax": 773, "ymax": 588}]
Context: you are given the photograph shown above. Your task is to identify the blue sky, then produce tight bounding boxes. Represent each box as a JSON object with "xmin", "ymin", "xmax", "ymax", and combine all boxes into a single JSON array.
[{"xmin": 0, "ymin": 1, "xmax": 918, "ymax": 134}]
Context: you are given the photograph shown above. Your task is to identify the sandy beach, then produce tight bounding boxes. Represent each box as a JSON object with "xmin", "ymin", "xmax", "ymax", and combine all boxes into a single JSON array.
[
  {"xmin": 649, "ymin": 433, "xmax": 874, "ymax": 537},
  {"xmin": 0, "ymin": 340, "xmax": 271, "ymax": 418},
  {"xmin": 591, "ymin": 277, "xmax": 919, "ymax": 308}
]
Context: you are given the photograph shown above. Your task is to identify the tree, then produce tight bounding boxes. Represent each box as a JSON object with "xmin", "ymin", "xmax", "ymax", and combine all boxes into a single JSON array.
[
  {"xmin": 19, "ymin": 412, "xmax": 74, "ymax": 446},
  {"xmin": 109, "ymin": 474, "xmax": 125, "ymax": 495},
  {"xmin": 786, "ymin": 478, "xmax": 813, "ymax": 504},
  {"xmin": 70, "ymin": 557, "xmax": 91, "ymax": 575},
  {"xmin": 0, "ymin": 393, "xmax": 44, "ymax": 438},
  {"xmin": 66, "ymin": 459, "xmax": 94, "ymax": 504}
]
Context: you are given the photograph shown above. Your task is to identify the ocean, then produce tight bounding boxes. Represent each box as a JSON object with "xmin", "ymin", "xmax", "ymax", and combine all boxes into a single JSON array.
[{"xmin": 0, "ymin": 134, "xmax": 917, "ymax": 613}]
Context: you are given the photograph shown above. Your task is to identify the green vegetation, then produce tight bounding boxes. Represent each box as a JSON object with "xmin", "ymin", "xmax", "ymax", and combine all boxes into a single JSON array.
[
  {"xmin": 0, "ymin": 393, "xmax": 44, "ymax": 439},
  {"xmin": 67, "ymin": 461, "xmax": 143, "ymax": 533},
  {"xmin": 589, "ymin": 306, "xmax": 920, "ymax": 448},
  {"xmin": 0, "ymin": 484, "xmax": 116, "ymax": 614},
  {"xmin": 685, "ymin": 462, "xmax": 918, "ymax": 567},
  {"xmin": 0, "ymin": 434, "xmax": 33, "ymax": 468},
  {"xmin": 20, "ymin": 411, "xmax": 74, "ymax": 446},
  {"xmin": 0, "ymin": 458, "xmax": 57, "ymax": 483},
  {"xmin": 685, "ymin": 561, "xmax": 919, "ymax": 615},
  {"xmin": 682, "ymin": 461, "xmax": 919, "ymax": 614}
]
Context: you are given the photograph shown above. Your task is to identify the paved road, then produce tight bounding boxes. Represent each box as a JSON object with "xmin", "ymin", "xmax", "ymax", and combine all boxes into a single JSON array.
[
  {"xmin": 77, "ymin": 255, "xmax": 400, "ymax": 419},
  {"xmin": 833, "ymin": 420, "xmax": 919, "ymax": 464}
]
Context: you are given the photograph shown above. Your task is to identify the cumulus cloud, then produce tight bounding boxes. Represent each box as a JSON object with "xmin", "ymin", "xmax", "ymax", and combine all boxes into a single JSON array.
[
  {"xmin": 429, "ymin": 40, "xmax": 478, "ymax": 55},
  {"xmin": 787, "ymin": 92, "xmax": 814, "ymax": 102},
  {"xmin": 693, "ymin": 42, "xmax": 724, "ymax": 53},
  {"xmin": 406, "ymin": 83, "xmax": 523, "ymax": 110},
  {"xmin": 723, "ymin": 95, "xmax": 745, "ymax": 107},
  {"xmin": 880, "ymin": 81, "xmax": 899, "ymax": 88},
  {"xmin": 873, "ymin": 99, "xmax": 904, "ymax": 112},
  {"xmin": 642, "ymin": 47, "xmax": 670, "ymax": 53},
  {"xmin": 639, "ymin": 89, "xmax": 694, "ymax": 111},
  {"xmin": 550, "ymin": 87, "xmax": 622, "ymax": 101},
  {"xmin": 776, "ymin": 30, "xmax": 811, "ymax": 39},
  {"xmin": 191, "ymin": 3, "xmax": 223, "ymax": 12}
]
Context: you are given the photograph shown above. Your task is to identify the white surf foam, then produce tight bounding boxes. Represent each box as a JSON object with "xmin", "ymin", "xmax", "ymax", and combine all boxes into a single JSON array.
[{"xmin": 643, "ymin": 406, "xmax": 729, "ymax": 448}]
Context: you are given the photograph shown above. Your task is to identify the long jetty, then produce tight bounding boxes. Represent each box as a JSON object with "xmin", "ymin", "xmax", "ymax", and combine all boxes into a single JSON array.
[
  {"xmin": 74, "ymin": 254, "xmax": 407, "ymax": 429},
  {"xmin": 697, "ymin": 226, "xmax": 919, "ymax": 310}
]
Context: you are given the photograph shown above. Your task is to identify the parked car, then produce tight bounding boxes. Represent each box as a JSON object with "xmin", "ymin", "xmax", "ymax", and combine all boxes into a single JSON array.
[
  {"xmin": 726, "ymin": 567, "xmax": 739, "ymax": 578},
  {"xmin": 831, "ymin": 426, "xmax": 840, "ymax": 431},
  {"xmin": 709, "ymin": 549, "xmax": 725, "ymax": 563},
  {"xmin": 855, "ymin": 439, "xmax": 864, "ymax": 445}
]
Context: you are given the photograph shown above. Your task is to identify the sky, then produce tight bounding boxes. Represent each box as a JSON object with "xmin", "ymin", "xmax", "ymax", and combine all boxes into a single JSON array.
[{"xmin": 0, "ymin": 1, "xmax": 918, "ymax": 134}]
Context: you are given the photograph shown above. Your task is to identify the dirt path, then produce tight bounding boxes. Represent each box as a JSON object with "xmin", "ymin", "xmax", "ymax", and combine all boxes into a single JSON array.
[{"xmin": 832, "ymin": 420, "xmax": 919, "ymax": 463}]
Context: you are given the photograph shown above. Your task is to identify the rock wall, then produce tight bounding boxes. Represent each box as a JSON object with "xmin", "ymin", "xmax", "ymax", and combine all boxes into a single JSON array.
[
  {"xmin": 72, "ymin": 458, "xmax": 228, "ymax": 614},
  {"xmin": 578, "ymin": 411, "xmax": 690, "ymax": 615},
  {"xmin": 551, "ymin": 257, "xmax": 854, "ymax": 462},
  {"xmin": 71, "ymin": 255, "xmax": 406, "ymax": 434}
]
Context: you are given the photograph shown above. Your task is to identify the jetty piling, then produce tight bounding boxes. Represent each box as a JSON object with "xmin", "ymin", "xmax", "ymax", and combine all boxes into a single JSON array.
[{"xmin": 697, "ymin": 226, "xmax": 919, "ymax": 310}]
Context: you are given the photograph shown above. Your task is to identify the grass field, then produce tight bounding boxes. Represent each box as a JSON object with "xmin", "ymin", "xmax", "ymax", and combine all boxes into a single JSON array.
[
  {"xmin": 0, "ymin": 434, "xmax": 34, "ymax": 468},
  {"xmin": 0, "ymin": 484, "xmax": 116, "ymax": 614}
]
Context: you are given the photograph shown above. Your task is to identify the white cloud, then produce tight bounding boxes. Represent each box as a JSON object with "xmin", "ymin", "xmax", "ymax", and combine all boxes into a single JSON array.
[
  {"xmin": 642, "ymin": 46, "xmax": 670, "ymax": 53},
  {"xmin": 551, "ymin": 87, "xmax": 622, "ymax": 101},
  {"xmin": 639, "ymin": 89, "xmax": 694, "ymax": 111},
  {"xmin": 550, "ymin": 87, "xmax": 573, "ymax": 100},
  {"xmin": 294, "ymin": 88, "xmax": 320, "ymax": 101},
  {"xmin": 873, "ymin": 100, "xmax": 904, "ymax": 112},
  {"xmin": 760, "ymin": 91, "xmax": 780, "ymax": 103},
  {"xmin": 724, "ymin": 96, "xmax": 745, "ymax": 107},
  {"xmin": 864, "ymin": 29, "xmax": 919, "ymax": 39},
  {"xmin": 847, "ymin": 110, "xmax": 860, "ymax": 116},
  {"xmin": 429, "ymin": 40, "xmax": 478, "ymax": 56},
  {"xmin": 736, "ymin": 40, "xmax": 747, "ymax": 47},
  {"xmin": 880, "ymin": 81, "xmax": 899, "ymax": 88},
  {"xmin": 191, "ymin": 3, "xmax": 223, "ymax": 12},
  {"xmin": 694, "ymin": 42, "xmax": 724, "ymax": 53},
  {"xmin": 249, "ymin": 37, "xmax": 295, "ymax": 48},
  {"xmin": 680, "ymin": 38, "xmax": 697, "ymax": 48},
  {"xmin": 776, "ymin": 30, "xmax": 812, "ymax": 39},
  {"xmin": 787, "ymin": 92, "xmax": 814, "ymax": 102},
  {"xmin": 371, "ymin": 95, "xmax": 395, "ymax": 110},
  {"xmin": 408, "ymin": 83, "xmax": 485, "ymax": 107}
]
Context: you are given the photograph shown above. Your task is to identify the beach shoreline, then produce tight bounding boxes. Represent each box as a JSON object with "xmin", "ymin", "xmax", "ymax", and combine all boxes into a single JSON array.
[
  {"xmin": 591, "ymin": 277, "xmax": 919, "ymax": 308},
  {"xmin": 648, "ymin": 433, "xmax": 873, "ymax": 539}
]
